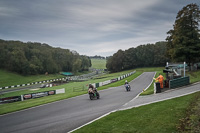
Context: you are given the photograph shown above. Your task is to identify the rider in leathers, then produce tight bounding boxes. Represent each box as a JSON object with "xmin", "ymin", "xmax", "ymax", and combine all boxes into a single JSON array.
[{"xmin": 88, "ymin": 83, "xmax": 97, "ymax": 93}]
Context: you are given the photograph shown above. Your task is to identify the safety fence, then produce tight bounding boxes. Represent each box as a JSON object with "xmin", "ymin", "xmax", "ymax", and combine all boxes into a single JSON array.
[
  {"xmin": 0, "ymin": 71, "xmax": 106, "ymax": 90},
  {"xmin": 0, "ymin": 88, "xmax": 65, "ymax": 104},
  {"xmin": 0, "ymin": 77, "xmax": 68, "ymax": 90},
  {"xmin": 154, "ymin": 76, "xmax": 190, "ymax": 93},
  {"xmin": 1, "ymin": 71, "xmax": 136, "ymax": 103},
  {"xmin": 73, "ymin": 71, "xmax": 136, "ymax": 92}
]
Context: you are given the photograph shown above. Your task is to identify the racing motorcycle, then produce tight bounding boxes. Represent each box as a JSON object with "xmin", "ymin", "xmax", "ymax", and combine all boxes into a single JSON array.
[
  {"xmin": 88, "ymin": 88, "xmax": 100, "ymax": 100},
  {"xmin": 125, "ymin": 84, "xmax": 131, "ymax": 91}
]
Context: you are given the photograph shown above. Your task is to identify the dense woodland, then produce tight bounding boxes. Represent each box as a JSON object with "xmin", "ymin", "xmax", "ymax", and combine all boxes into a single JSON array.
[
  {"xmin": 89, "ymin": 55, "xmax": 106, "ymax": 59},
  {"xmin": 0, "ymin": 39, "xmax": 91, "ymax": 75},
  {"xmin": 106, "ymin": 42, "xmax": 169, "ymax": 72}
]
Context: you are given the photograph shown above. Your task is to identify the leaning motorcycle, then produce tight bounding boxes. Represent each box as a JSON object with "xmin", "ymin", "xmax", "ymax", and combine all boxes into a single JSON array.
[
  {"xmin": 125, "ymin": 84, "xmax": 131, "ymax": 91},
  {"xmin": 88, "ymin": 88, "xmax": 100, "ymax": 100}
]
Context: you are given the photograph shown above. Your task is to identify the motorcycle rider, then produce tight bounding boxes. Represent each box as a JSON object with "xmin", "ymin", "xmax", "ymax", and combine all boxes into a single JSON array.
[
  {"xmin": 125, "ymin": 80, "xmax": 129, "ymax": 85},
  {"xmin": 124, "ymin": 80, "xmax": 130, "ymax": 91},
  {"xmin": 88, "ymin": 83, "xmax": 99, "ymax": 98},
  {"xmin": 88, "ymin": 83, "xmax": 97, "ymax": 93}
]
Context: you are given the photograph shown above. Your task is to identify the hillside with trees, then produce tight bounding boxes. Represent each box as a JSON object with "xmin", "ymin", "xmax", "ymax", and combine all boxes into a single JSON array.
[
  {"xmin": 0, "ymin": 39, "xmax": 91, "ymax": 75},
  {"xmin": 106, "ymin": 42, "xmax": 168, "ymax": 72},
  {"xmin": 89, "ymin": 55, "xmax": 105, "ymax": 59}
]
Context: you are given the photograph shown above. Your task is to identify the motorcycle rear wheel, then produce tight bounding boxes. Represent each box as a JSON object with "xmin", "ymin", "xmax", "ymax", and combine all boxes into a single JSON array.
[{"xmin": 89, "ymin": 94, "xmax": 94, "ymax": 100}]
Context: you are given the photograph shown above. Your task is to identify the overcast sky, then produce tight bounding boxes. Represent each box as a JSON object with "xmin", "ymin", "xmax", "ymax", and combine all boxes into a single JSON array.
[{"xmin": 0, "ymin": 0, "xmax": 199, "ymax": 57}]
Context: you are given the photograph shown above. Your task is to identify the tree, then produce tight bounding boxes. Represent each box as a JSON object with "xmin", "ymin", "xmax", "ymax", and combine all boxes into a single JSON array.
[
  {"xmin": 166, "ymin": 3, "xmax": 200, "ymax": 69},
  {"xmin": 72, "ymin": 58, "xmax": 82, "ymax": 73},
  {"xmin": 106, "ymin": 50, "xmax": 124, "ymax": 72},
  {"xmin": 123, "ymin": 48, "xmax": 137, "ymax": 69},
  {"xmin": 106, "ymin": 56, "xmax": 113, "ymax": 71},
  {"xmin": 80, "ymin": 56, "xmax": 91, "ymax": 71},
  {"xmin": 8, "ymin": 48, "xmax": 29, "ymax": 75},
  {"xmin": 153, "ymin": 42, "xmax": 168, "ymax": 66}
]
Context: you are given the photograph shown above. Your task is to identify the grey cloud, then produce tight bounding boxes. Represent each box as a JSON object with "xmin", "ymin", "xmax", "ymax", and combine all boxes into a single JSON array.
[{"xmin": 0, "ymin": 0, "xmax": 199, "ymax": 56}]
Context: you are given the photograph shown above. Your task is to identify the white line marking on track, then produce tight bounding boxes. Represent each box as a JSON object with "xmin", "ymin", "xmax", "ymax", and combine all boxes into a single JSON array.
[
  {"xmin": 119, "ymin": 89, "xmax": 200, "ymax": 111},
  {"xmin": 122, "ymin": 72, "xmax": 156, "ymax": 107},
  {"xmin": 68, "ymin": 72, "xmax": 156, "ymax": 133}
]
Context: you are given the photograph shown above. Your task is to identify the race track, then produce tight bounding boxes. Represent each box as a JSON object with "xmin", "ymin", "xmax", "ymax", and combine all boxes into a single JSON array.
[{"xmin": 0, "ymin": 72, "xmax": 155, "ymax": 133}]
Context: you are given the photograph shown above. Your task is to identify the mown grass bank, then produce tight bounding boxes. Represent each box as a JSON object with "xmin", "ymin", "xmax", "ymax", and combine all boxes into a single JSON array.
[
  {"xmin": 74, "ymin": 92, "xmax": 200, "ymax": 133},
  {"xmin": 138, "ymin": 67, "xmax": 164, "ymax": 95},
  {"xmin": 91, "ymin": 58, "xmax": 106, "ymax": 69},
  {"xmin": 0, "ymin": 69, "xmax": 65, "ymax": 88},
  {"xmin": 187, "ymin": 70, "xmax": 200, "ymax": 83},
  {"xmin": 177, "ymin": 91, "xmax": 200, "ymax": 132}
]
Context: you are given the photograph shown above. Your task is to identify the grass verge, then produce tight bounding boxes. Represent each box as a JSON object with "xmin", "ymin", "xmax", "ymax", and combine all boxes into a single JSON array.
[
  {"xmin": 177, "ymin": 91, "xmax": 200, "ymax": 132},
  {"xmin": 139, "ymin": 68, "xmax": 165, "ymax": 96},
  {"xmin": 91, "ymin": 58, "xmax": 106, "ymax": 69},
  {"xmin": 74, "ymin": 92, "xmax": 200, "ymax": 133},
  {"xmin": 187, "ymin": 70, "xmax": 200, "ymax": 83},
  {"xmin": 0, "ymin": 69, "xmax": 65, "ymax": 87}
]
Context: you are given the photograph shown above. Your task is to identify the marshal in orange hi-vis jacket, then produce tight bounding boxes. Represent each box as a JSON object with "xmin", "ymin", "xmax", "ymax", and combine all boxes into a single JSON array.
[{"xmin": 156, "ymin": 74, "xmax": 164, "ymax": 89}]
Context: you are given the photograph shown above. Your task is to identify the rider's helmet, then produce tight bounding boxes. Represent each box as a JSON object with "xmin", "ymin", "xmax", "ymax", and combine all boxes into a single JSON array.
[{"xmin": 89, "ymin": 83, "xmax": 93, "ymax": 88}]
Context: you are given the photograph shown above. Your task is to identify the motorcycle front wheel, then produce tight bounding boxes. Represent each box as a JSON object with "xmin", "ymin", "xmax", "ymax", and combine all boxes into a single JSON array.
[{"xmin": 89, "ymin": 93, "xmax": 94, "ymax": 100}]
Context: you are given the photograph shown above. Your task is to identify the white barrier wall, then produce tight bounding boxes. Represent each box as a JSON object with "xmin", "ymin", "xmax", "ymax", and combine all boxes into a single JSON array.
[
  {"xmin": 56, "ymin": 88, "xmax": 65, "ymax": 94},
  {"xmin": 99, "ymin": 82, "xmax": 103, "ymax": 87}
]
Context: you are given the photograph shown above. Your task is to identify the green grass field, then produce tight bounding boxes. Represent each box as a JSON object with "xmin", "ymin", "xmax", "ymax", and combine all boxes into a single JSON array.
[
  {"xmin": 74, "ymin": 91, "xmax": 200, "ymax": 133},
  {"xmin": 0, "ymin": 69, "xmax": 65, "ymax": 87},
  {"xmin": 0, "ymin": 58, "xmax": 106, "ymax": 88},
  {"xmin": 91, "ymin": 58, "xmax": 106, "ymax": 69},
  {"xmin": 187, "ymin": 70, "xmax": 200, "ymax": 83}
]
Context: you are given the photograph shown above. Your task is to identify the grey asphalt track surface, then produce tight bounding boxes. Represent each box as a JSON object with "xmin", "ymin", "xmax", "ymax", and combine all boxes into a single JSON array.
[
  {"xmin": 120, "ymin": 81, "xmax": 200, "ymax": 110},
  {"xmin": 0, "ymin": 72, "xmax": 155, "ymax": 133}
]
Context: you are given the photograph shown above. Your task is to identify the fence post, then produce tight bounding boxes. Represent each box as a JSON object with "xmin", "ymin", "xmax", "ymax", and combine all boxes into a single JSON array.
[{"xmin": 184, "ymin": 62, "xmax": 186, "ymax": 77}]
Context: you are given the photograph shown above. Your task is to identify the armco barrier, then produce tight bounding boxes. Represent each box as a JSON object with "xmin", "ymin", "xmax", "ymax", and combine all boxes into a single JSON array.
[
  {"xmin": 0, "ymin": 77, "xmax": 67, "ymax": 90},
  {"xmin": 0, "ymin": 96, "xmax": 22, "ymax": 104},
  {"xmin": 88, "ymin": 70, "xmax": 136, "ymax": 90},
  {"xmin": 99, "ymin": 82, "xmax": 103, "ymax": 87},
  {"xmin": 169, "ymin": 76, "xmax": 190, "ymax": 89},
  {"xmin": 111, "ymin": 78, "xmax": 118, "ymax": 83},
  {"xmin": 95, "ymin": 83, "xmax": 99, "ymax": 88},
  {"xmin": 2, "ymin": 70, "xmax": 130, "ymax": 90},
  {"xmin": 118, "ymin": 76, "xmax": 120, "ymax": 80},
  {"xmin": 0, "ymin": 88, "xmax": 65, "ymax": 104}
]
